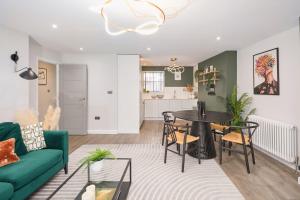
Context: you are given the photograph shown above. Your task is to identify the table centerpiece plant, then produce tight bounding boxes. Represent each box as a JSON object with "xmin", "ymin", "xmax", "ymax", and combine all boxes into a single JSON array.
[{"xmin": 80, "ymin": 149, "xmax": 115, "ymax": 172}]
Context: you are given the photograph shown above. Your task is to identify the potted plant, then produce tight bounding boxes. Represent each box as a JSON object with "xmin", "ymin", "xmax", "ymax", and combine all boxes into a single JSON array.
[
  {"xmin": 227, "ymin": 86, "xmax": 256, "ymax": 126},
  {"xmin": 81, "ymin": 149, "xmax": 115, "ymax": 172}
]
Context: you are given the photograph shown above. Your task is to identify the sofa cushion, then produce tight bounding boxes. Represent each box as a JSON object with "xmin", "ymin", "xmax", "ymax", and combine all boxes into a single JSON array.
[
  {"xmin": 0, "ymin": 122, "xmax": 28, "ymax": 156},
  {"xmin": 0, "ymin": 149, "xmax": 63, "ymax": 190},
  {"xmin": 0, "ymin": 138, "xmax": 20, "ymax": 167},
  {"xmin": 0, "ymin": 182, "xmax": 14, "ymax": 200}
]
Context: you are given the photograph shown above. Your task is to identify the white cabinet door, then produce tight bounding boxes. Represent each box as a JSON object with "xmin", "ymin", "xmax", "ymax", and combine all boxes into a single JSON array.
[
  {"xmin": 181, "ymin": 99, "xmax": 197, "ymax": 110},
  {"xmin": 169, "ymin": 100, "xmax": 182, "ymax": 111},
  {"xmin": 144, "ymin": 100, "xmax": 152, "ymax": 118},
  {"xmin": 144, "ymin": 100, "xmax": 158, "ymax": 118},
  {"xmin": 157, "ymin": 100, "xmax": 170, "ymax": 118}
]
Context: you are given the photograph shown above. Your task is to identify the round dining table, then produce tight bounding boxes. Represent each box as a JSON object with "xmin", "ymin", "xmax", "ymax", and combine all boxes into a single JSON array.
[{"xmin": 173, "ymin": 110, "xmax": 232, "ymax": 159}]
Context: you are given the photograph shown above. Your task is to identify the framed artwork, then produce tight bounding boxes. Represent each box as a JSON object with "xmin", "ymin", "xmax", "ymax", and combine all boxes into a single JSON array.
[
  {"xmin": 174, "ymin": 72, "xmax": 181, "ymax": 80},
  {"xmin": 253, "ymin": 48, "xmax": 279, "ymax": 95},
  {"xmin": 38, "ymin": 68, "xmax": 47, "ymax": 85}
]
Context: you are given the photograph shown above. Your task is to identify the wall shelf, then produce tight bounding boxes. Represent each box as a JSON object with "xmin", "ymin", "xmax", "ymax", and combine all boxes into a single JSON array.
[{"xmin": 197, "ymin": 70, "xmax": 220, "ymax": 85}]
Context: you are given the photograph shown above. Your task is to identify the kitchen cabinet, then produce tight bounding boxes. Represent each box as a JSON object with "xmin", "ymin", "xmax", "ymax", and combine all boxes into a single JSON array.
[{"xmin": 144, "ymin": 99, "xmax": 197, "ymax": 120}]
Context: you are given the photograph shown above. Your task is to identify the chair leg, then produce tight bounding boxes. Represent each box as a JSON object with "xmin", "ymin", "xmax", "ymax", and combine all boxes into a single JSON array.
[
  {"xmin": 242, "ymin": 144, "xmax": 250, "ymax": 174},
  {"xmin": 164, "ymin": 139, "xmax": 168, "ymax": 164},
  {"xmin": 197, "ymin": 139, "xmax": 201, "ymax": 164},
  {"xmin": 182, "ymin": 142, "xmax": 186, "ymax": 173},
  {"xmin": 219, "ymin": 139, "xmax": 223, "ymax": 164},
  {"xmin": 162, "ymin": 125, "xmax": 166, "ymax": 146},
  {"xmin": 177, "ymin": 144, "xmax": 180, "ymax": 155},
  {"xmin": 250, "ymin": 142, "xmax": 256, "ymax": 164},
  {"xmin": 228, "ymin": 142, "xmax": 232, "ymax": 156},
  {"xmin": 213, "ymin": 131, "xmax": 216, "ymax": 141}
]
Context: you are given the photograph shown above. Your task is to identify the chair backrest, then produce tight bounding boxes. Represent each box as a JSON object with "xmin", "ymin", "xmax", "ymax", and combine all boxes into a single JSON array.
[
  {"xmin": 162, "ymin": 111, "xmax": 174, "ymax": 123},
  {"xmin": 164, "ymin": 122, "xmax": 191, "ymax": 144},
  {"xmin": 230, "ymin": 121, "xmax": 259, "ymax": 144}
]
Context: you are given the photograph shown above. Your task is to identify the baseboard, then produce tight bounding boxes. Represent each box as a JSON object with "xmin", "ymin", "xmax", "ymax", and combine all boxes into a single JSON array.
[{"xmin": 87, "ymin": 130, "xmax": 118, "ymax": 134}]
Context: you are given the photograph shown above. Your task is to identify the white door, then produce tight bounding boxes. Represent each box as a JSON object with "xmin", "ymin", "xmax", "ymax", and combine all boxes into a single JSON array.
[{"xmin": 59, "ymin": 64, "xmax": 88, "ymax": 135}]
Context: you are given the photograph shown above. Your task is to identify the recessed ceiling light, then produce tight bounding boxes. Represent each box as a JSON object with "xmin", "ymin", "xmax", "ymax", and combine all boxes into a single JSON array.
[
  {"xmin": 52, "ymin": 24, "xmax": 58, "ymax": 29},
  {"xmin": 146, "ymin": 47, "xmax": 151, "ymax": 51},
  {"xmin": 79, "ymin": 47, "xmax": 84, "ymax": 51},
  {"xmin": 216, "ymin": 36, "xmax": 221, "ymax": 41}
]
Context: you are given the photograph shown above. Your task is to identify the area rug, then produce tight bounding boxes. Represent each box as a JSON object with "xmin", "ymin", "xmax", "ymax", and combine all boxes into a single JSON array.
[{"xmin": 30, "ymin": 144, "xmax": 244, "ymax": 200}]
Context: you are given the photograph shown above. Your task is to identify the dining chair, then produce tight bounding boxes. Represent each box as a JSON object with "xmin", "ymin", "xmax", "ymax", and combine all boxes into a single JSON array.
[
  {"xmin": 219, "ymin": 121, "xmax": 259, "ymax": 174},
  {"xmin": 162, "ymin": 111, "xmax": 175, "ymax": 146},
  {"xmin": 211, "ymin": 123, "xmax": 230, "ymax": 141},
  {"xmin": 164, "ymin": 122, "xmax": 201, "ymax": 172}
]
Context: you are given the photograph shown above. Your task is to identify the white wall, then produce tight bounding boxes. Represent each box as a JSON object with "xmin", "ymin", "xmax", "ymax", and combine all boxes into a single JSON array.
[
  {"xmin": 0, "ymin": 25, "xmax": 29, "ymax": 122},
  {"xmin": 61, "ymin": 54, "xmax": 118, "ymax": 133},
  {"xmin": 237, "ymin": 26, "xmax": 300, "ymax": 155},
  {"xmin": 117, "ymin": 55, "xmax": 140, "ymax": 134}
]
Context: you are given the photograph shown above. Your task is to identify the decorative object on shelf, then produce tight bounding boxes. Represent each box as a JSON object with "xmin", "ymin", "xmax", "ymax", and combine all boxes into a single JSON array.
[
  {"xmin": 10, "ymin": 51, "xmax": 38, "ymax": 80},
  {"xmin": 207, "ymin": 83, "xmax": 216, "ymax": 96},
  {"xmin": 253, "ymin": 48, "xmax": 279, "ymax": 95},
  {"xmin": 185, "ymin": 84, "xmax": 194, "ymax": 98},
  {"xmin": 195, "ymin": 66, "xmax": 219, "ymax": 95},
  {"xmin": 227, "ymin": 86, "xmax": 256, "ymax": 126},
  {"xmin": 38, "ymin": 68, "xmax": 47, "ymax": 85},
  {"xmin": 165, "ymin": 58, "xmax": 185, "ymax": 80},
  {"xmin": 80, "ymin": 149, "xmax": 115, "ymax": 172},
  {"xmin": 99, "ymin": 0, "xmax": 190, "ymax": 36}
]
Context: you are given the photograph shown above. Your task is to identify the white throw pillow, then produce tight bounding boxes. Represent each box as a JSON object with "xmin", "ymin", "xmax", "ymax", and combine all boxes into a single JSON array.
[{"xmin": 21, "ymin": 122, "xmax": 46, "ymax": 152}]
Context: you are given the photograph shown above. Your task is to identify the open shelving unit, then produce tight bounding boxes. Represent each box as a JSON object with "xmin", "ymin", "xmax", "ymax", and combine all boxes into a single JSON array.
[{"xmin": 197, "ymin": 70, "xmax": 220, "ymax": 85}]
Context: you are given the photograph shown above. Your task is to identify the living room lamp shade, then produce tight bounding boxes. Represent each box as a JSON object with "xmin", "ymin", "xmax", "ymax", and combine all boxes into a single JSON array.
[{"xmin": 10, "ymin": 51, "xmax": 38, "ymax": 80}]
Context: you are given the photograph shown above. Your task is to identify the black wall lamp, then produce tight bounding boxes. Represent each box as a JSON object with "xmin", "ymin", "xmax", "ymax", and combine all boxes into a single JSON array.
[{"xmin": 11, "ymin": 51, "xmax": 38, "ymax": 80}]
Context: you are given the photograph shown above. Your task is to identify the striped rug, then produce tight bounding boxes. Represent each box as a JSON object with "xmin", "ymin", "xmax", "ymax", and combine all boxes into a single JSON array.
[{"xmin": 30, "ymin": 144, "xmax": 244, "ymax": 200}]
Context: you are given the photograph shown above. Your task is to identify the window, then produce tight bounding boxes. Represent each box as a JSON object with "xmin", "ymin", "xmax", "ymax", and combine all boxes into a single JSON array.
[{"xmin": 143, "ymin": 71, "xmax": 164, "ymax": 92}]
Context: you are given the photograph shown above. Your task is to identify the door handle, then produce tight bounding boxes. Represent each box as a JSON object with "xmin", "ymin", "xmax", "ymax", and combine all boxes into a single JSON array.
[{"xmin": 80, "ymin": 98, "xmax": 86, "ymax": 101}]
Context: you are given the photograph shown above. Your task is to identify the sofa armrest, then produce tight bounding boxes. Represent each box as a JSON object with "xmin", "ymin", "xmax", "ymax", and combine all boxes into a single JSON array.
[
  {"xmin": 44, "ymin": 130, "xmax": 69, "ymax": 165},
  {"xmin": 0, "ymin": 182, "xmax": 14, "ymax": 200}
]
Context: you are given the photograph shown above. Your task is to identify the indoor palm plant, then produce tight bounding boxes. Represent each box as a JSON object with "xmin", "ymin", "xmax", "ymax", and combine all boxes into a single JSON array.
[
  {"xmin": 81, "ymin": 149, "xmax": 115, "ymax": 172},
  {"xmin": 227, "ymin": 86, "xmax": 256, "ymax": 126}
]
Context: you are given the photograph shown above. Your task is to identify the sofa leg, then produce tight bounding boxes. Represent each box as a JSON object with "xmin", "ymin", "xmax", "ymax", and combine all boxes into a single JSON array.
[{"xmin": 64, "ymin": 164, "xmax": 68, "ymax": 174}]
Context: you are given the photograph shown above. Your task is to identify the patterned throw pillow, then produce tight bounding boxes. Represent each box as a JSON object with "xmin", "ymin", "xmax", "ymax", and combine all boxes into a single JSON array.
[
  {"xmin": 0, "ymin": 138, "xmax": 20, "ymax": 167},
  {"xmin": 21, "ymin": 122, "xmax": 46, "ymax": 151}
]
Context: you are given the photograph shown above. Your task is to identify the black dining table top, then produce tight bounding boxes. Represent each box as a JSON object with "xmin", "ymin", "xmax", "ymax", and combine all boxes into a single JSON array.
[{"xmin": 173, "ymin": 110, "xmax": 232, "ymax": 123}]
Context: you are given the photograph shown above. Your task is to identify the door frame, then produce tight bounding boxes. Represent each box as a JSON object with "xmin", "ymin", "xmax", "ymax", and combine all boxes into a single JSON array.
[{"xmin": 36, "ymin": 57, "xmax": 60, "ymax": 114}]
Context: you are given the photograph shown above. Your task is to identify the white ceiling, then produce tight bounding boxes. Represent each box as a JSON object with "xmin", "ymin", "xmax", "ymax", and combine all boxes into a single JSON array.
[{"xmin": 0, "ymin": 0, "xmax": 299, "ymax": 66}]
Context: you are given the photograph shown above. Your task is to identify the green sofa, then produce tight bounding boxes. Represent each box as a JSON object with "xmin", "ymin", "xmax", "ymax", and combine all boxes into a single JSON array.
[{"xmin": 0, "ymin": 122, "xmax": 68, "ymax": 200}]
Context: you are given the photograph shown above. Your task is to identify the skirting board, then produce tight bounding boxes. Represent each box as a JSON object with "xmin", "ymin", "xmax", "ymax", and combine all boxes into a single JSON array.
[{"xmin": 88, "ymin": 130, "xmax": 118, "ymax": 134}]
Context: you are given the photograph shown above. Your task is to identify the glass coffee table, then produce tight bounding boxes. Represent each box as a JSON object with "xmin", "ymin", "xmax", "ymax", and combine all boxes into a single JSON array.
[{"xmin": 48, "ymin": 158, "xmax": 131, "ymax": 200}]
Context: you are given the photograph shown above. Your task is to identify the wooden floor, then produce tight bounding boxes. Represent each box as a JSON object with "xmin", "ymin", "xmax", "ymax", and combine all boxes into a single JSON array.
[{"xmin": 69, "ymin": 121, "xmax": 300, "ymax": 200}]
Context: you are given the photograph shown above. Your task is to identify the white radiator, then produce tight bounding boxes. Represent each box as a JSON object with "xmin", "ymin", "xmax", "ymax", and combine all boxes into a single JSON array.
[{"xmin": 248, "ymin": 115, "xmax": 298, "ymax": 165}]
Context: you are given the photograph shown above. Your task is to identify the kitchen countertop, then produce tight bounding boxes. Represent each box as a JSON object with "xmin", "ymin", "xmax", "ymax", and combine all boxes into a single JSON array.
[{"xmin": 143, "ymin": 98, "xmax": 197, "ymax": 100}]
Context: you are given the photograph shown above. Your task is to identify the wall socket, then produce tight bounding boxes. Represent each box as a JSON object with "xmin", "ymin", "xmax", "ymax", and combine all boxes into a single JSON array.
[
  {"xmin": 298, "ymin": 177, "xmax": 300, "ymax": 185},
  {"xmin": 95, "ymin": 116, "xmax": 100, "ymax": 120}
]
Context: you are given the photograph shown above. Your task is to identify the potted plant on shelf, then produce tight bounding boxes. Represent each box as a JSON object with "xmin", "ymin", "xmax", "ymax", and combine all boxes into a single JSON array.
[
  {"xmin": 81, "ymin": 149, "xmax": 115, "ymax": 172},
  {"xmin": 227, "ymin": 86, "xmax": 256, "ymax": 126}
]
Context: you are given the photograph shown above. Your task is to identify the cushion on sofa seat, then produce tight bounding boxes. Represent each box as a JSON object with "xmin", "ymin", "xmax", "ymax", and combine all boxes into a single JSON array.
[
  {"xmin": 0, "ymin": 122, "xmax": 28, "ymax": 156},
  {"xmin": 0, "ymin": 182, "xmax": 14, "ymax": 200},
  {"xmin": 0, "ymin": 149, "xmax": 63, "ymax": 190}
]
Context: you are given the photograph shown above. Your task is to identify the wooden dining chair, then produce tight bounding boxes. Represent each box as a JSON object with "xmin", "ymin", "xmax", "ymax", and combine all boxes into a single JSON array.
[
  {"xmin": 161, "ymin": 111, "xmax": 191, "ymax": 146},
  {"xmin": 219, "ymin": 121, "xmax": 259, "ymax": 174},
  {"xmin": 164, "ymin": 122, "xmax": 201, "ymax": 172},
  {"xmin": 211, "ymin": 123, "xmax": 230, "ymax": 141}
]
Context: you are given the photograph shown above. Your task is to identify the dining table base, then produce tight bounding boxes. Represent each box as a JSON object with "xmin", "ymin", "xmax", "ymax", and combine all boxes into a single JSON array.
[{"xmin": 188, "ymin": 121, "xmax": 216, "ymax": 159}]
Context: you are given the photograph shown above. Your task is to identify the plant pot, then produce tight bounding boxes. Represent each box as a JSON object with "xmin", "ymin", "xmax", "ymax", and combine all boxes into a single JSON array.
[{"xmin": 90, "ymin": 160, "xmax": 103, "ymax": 172}]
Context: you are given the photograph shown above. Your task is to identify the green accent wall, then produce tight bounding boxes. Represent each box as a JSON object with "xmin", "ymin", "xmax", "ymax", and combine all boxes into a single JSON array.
[
  {"xmin": 142, "ymin": 66, "xmax": 194, "ymax": 87},
  {"xmin": 198, "ymin": 51, "xmax": 237, "ymax": 112}
]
